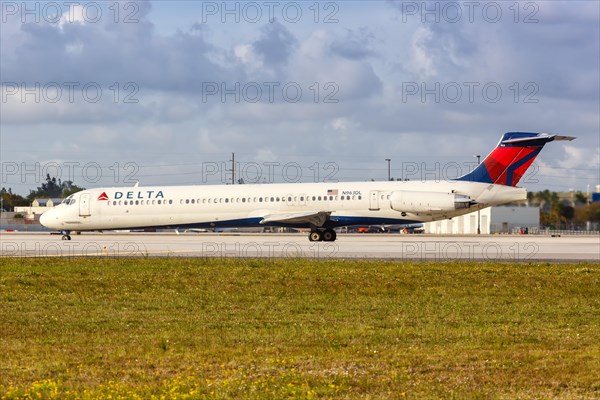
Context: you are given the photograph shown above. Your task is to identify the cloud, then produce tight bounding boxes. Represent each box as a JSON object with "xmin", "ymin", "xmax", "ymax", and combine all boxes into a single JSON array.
[
  {"xmin": 330, "ymin": 27, "xmax": 376, "ymax": 60},
  {"xmin": 1, "ymin": 2, "xmax": 236, "ymax": 92},
  {"xmin": 251, "ymin": 21, "xmax": 297, "ymax": 66},
  {"xmin": 1, "ymin": 0, "xmax": 598, "ymax": 193}
]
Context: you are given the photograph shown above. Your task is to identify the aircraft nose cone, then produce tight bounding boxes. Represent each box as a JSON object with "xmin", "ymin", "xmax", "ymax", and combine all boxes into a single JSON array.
[{"xmin": 40, "ymin": 210, "xmax": 53, "ymax": 228}]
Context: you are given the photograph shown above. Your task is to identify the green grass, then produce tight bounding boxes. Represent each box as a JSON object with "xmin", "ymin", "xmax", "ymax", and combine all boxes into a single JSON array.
[{"xmin": 1, "ymin": 258, "xmax": 599, "ymax": 399}]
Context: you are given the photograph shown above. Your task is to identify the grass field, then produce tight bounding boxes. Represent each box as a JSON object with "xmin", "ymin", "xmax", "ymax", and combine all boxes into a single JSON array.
[{"xmin": 1, "ymin": 258, "xmax": 599, "ymax": 399}]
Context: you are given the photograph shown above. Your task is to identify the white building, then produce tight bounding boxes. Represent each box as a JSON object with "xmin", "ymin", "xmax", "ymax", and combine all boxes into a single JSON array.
[
  {"xmin": 424, "ymin": 206, "xmax": 540, "ymax": 234},
  {"xmin": 14, "ymin": 198, "xmax": 63, "ymax": 215}
]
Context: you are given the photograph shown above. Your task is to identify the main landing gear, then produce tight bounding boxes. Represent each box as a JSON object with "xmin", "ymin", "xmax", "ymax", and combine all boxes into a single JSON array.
[
  {"xmin": 308, "ymin": 228, "xmax": 337, "ymax": 242},
  {"xmin": 61, "ymin": 230, "xmax": 71, "ymax": 240}
]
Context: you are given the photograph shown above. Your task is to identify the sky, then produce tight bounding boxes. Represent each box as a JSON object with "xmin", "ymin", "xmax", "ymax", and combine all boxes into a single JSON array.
[{"xmin": 1, "ymin": 0, "xmax": 599, "ymax": 195}]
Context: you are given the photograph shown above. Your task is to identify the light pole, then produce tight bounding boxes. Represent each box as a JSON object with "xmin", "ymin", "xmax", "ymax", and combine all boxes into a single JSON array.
[
  {"xmin": 385, "ymin": 158, "xmax": 391, "ymax": 181},
  {"xmin": 474, "ymin": 155, "xmax": 481, "ymax": 234}
]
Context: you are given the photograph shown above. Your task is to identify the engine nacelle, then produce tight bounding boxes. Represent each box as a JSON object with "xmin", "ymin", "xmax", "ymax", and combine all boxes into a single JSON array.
[{"xmin": 390, "ymin": 191, "xmax": 475, "ymax": 213}]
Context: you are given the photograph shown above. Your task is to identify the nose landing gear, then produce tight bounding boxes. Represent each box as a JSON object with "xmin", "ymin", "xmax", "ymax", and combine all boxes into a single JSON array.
[{"xmin": 61, "ymin": 230, "xmax": 71, "ymax": 240}]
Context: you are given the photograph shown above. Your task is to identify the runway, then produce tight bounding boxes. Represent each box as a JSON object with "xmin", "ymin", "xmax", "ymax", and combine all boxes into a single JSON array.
[{"xmin": 1, "ymin": 232, "xmax": 598, "ymax": 262}]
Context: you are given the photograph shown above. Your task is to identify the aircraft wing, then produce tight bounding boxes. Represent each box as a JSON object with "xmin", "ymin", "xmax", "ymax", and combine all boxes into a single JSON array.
[{"xmin": 259, "ymin": 211, "xmax": 331, "ymax": 227}]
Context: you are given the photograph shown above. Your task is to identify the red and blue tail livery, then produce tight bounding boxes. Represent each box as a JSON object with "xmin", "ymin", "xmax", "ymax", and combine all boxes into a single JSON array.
[{"xmin": 457, "ymin": 132, "xmax": 575, "ymax": 187}]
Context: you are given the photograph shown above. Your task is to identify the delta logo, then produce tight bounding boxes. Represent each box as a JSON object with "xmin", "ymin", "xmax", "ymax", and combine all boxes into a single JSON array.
[{"xmin": 97, "ymin": 191, "xmax": 165, "ymax": 201}]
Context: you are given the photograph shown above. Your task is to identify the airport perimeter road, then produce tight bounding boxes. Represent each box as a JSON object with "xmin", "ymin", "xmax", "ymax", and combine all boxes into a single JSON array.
[{"xmin": 1, "ymin": 232, "xmax": 598, "ymax": 262}]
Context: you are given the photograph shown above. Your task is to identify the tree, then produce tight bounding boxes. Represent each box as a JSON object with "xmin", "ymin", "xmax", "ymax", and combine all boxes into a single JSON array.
[
  {"xmin": 27, "ymin": 174, "xmax": 85, "ymax": 200},
  {"xmin": 575, "ymin": 203, "xmax": 600, "ymax": 224},
  {"xmin": 574, "ymin": 191, "xmax": 588, "ymax": 205},
  {"xmin": 0, "ymin": 187, "xmax": 28, "ymax": 211},
  {"xmin": 550, "ymin": 202, "xmax": 575, "ymax": 230},
  {"xmin": 62, "ymin": 180, "xmax": 86, "ymax": 197},
  {"xmin": 527, "ymin": 191, "xmax": 534, "ymax": 206}
]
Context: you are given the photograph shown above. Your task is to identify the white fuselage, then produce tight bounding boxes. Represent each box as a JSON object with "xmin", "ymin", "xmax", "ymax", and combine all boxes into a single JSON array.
[{"xmin": 40, "ymin": 180, "xmax": 526, "ymax": 232}]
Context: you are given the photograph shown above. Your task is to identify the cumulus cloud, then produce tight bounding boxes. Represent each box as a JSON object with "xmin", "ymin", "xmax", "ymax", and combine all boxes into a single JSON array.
[{"xmin": 1, "ymin": 0, "xmax": 598, "ymax": 192}]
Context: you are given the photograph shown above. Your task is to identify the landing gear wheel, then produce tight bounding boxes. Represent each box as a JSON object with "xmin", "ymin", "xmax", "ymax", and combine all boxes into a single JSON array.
[
  {"xmin": 62, "ymin": 234, "xmax": 71, "ymax": 240},
  {"xmin": 308, "ymin": 230, "xmax": 323, "ymax": 242},
  {"xmin": 322, "ymin": 229, "xmax": 337, "ymax": 242}
]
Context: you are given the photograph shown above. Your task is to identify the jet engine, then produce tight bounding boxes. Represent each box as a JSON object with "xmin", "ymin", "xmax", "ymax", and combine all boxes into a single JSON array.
[{"xmin": 390, "ymin": 191, "xmax": 476, "ymax": 213}]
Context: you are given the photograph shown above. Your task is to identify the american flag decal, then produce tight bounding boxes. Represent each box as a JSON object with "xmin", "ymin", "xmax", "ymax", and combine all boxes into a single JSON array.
[{"xmin": 327, "ymin": 189, "xmax": 338, "ymax": 195}]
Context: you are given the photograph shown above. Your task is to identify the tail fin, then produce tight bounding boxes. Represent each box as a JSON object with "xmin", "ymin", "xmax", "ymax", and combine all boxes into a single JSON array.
[{"xmin": 456, "ymin": 132, "xmax": 575, "ymax": 187}]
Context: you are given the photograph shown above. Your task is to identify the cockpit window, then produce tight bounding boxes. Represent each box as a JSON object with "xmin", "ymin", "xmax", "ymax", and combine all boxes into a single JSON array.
[{"xmin": 61, "ymin": 195, "xmax": 76, "ymax": 206}]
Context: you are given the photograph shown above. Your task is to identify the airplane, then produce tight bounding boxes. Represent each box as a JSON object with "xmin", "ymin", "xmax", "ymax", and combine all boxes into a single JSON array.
[{"xmin": 40, "ymin": 132, "xmax": 574, "ymax": 241}]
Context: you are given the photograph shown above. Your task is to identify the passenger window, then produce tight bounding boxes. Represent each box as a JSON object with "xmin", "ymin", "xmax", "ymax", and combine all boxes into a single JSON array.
[
  {"xmin": 358, "ymin": 196, "xmax": 362, "ymax": 200},
  {"xmin": 242, "ymin": 198, "xmax": 246, "ymax": 203},
  {"xmin": 312, "ymin": 196, "xmax": 316, "ymax": 201},
  {"xmin": 169, "ymin": 200, "xmax": 173, "ymax": 204},
  {"xmin": 225, "ymin": 198, "xmax": 229, "ymax": 203}
]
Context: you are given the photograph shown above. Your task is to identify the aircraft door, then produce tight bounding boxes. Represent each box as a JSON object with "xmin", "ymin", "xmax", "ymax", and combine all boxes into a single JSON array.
[
  {"xmin": 369, "ymin": 191, "xmax": 380, "ymax": 211},
  {"xmin": 79, "ymin": 193, "xmax": 91, "ymax": 216}
]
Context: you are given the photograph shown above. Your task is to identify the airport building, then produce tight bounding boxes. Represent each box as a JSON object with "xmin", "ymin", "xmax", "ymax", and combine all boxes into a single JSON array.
[
  {"xmin": 14, "ymin": 198, "xmax": 62, "ymax": 216},
  {"xmin": 424, "ymin": 206, "xmax": 540, "ymax": 234}
]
